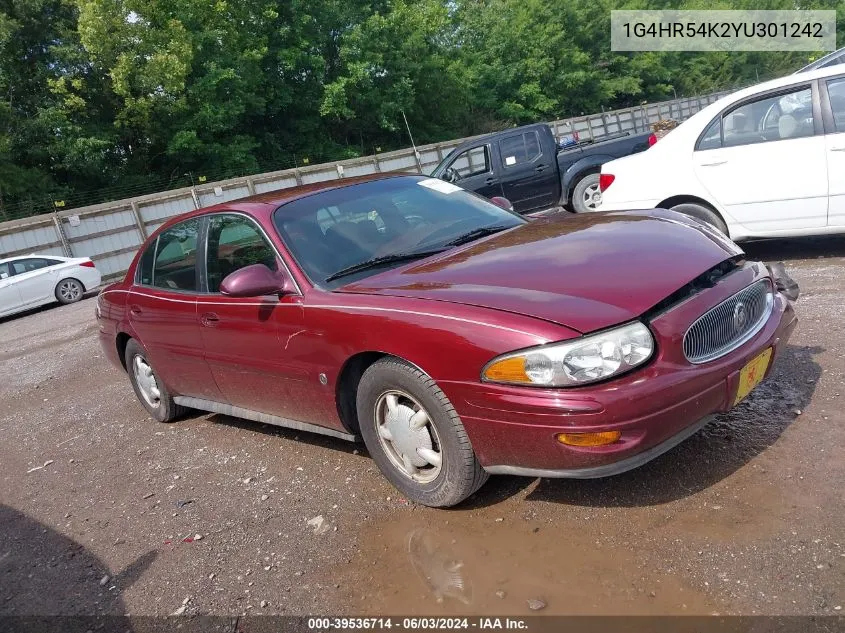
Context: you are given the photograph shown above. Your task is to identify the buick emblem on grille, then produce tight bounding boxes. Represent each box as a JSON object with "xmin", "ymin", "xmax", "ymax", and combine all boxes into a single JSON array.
[{"xmin": 733, "ymin": 301, "xmax": 749, "ymax": 332}]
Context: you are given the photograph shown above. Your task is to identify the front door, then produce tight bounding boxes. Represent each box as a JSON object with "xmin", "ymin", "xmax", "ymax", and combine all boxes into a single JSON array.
[
  {"xmin": 198, "ymin": 213, "xmax": 315, "ymax": 422},
  {"xmin": 441, "ymin": 145, "xmax": 503, "ymax": 200},
  {"xmin": 128, "ymin": 217, "xmax": 220, "ymax": 400},
  {"xmin": 498, "ymin": 129, "xmax": 558, "ymax": 212},
  {"xmin": 0, "ymin": 261, "xmax": 22, "ymax": 317},
  {"xmin": 824, "ymin": 76, "xmax": 845, "ymax": 226},
  {"xmin": 692, "ymin": 84, "xmax": 828, "ymax": 234}
]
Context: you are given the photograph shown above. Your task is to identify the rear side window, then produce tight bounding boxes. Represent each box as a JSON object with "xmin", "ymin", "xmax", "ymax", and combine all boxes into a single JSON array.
[
  {"xmin": 828, "ymin": 77, "xmax": 845, "ymax": 132},
  {"xmin": 500, "ymin": 131, "xmax": 542, "ymax": 167},
  {"xmin": 206, "ymin": 215, "xmax": 277, "ymax": 293},
  {"xmin": 696, "ymin": 118, "xmax": 722, "ymax": 150},
  {"xmin": 0, "ymin": 262, "xmax": 10, "ymax": 279},
  {"xmin": 137, "ymin": 218, "xmax": 200, "ymax": 291}
]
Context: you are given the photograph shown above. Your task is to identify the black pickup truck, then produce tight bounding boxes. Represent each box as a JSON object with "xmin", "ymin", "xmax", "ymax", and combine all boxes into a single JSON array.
[{"xmin": 429, "ymin": 122, "xmax": 654, "ymax": 214}]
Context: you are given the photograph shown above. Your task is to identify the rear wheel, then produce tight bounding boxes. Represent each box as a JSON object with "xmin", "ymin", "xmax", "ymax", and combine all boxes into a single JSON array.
[
  {"xmin": 571, "ymin": 173, "xmax": 602, "ymax": 213},
  {"xmin": 55, "ymin": 278, "xmax": 84, "ymax": 305},
  {"xmin": 124, "ymin": 339, "xmax": 186, "ymax": 422},
  {"xmin": 357, "ymin": 358, "xmax": 488, "ymax": 507},
  {"xmin": 670, "ymin": 202, "xmax": 729, "ymax": 236}
]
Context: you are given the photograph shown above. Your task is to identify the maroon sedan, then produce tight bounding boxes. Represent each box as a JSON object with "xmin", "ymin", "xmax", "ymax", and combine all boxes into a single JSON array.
[{"xmin": 97, "ymin": 174, "xmax": 796, "ymax": 507}]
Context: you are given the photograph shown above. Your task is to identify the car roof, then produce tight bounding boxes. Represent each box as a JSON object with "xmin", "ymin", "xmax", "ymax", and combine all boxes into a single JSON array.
[
  {"xmin": 0, "ymin": 254, "xmax": 66, "ymax": 265},
  {"xmin": 795, "ymin": 47, "xmax": 845, "ymax": 73}
]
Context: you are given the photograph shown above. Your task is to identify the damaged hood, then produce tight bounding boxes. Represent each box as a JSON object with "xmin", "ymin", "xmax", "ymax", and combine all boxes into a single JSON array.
[{"xmin": 339, "ymin": 210, "xmax": 742, "ymax": 333}]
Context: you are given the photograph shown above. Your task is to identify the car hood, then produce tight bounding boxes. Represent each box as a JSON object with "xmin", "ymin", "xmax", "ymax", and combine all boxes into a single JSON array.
[{"xmin": 338, "ymin": 210, "xmax": 743, "ymax": 333}]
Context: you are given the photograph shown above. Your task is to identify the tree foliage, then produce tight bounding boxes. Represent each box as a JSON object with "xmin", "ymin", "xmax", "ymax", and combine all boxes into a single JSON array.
[{"xmin": 0, "ymin": 0, "xmax": 841, "ymax": 217}]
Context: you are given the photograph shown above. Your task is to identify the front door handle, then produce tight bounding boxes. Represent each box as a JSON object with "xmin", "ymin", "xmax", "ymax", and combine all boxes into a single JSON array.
[
  {"xmin": 485, "ymin": 177, "xmax": 496, "ymax": 185},
  {"xmin": 129, "ymin": 305, "xmax": 142, "ymax": 316},
  {"xmin": 831, "ymin": 146, "xmax": 845, "ymax": 152},
  {"xmin": 200, "ymin": 312, "xmax": 220, "ymax": 327},
  {"xmin": 700, "ymin": 160, "xmax": 728, "ymax": 167},
  {"xmin": 535, "ymin": 164, "xmax": 548, "ymax": 173}
]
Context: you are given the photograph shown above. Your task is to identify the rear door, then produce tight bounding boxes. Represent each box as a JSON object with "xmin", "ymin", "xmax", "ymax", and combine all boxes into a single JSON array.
[
  {"xmin": 498, "ymin": 129, "xmax": 558, "ymax": 212},
  {"xmin": 9, "ymin": 257, "xmax": 62, "ymax": 306},
  {"xmin": 822, "ymin": 75, "xmax": 845, "ymax": 226},
  {"xmin": 440, "ymin": 144, "xmax": 503, "ymax": 199},
  {"xmin": 128, "ymin": 217, "xmax": 221, "ymax": 400},
  {"xmin": 0, "ymin": 261, "xmax": 23, "ymax": 317},
  {"xmin": 692, "ymin": 83, "xmax": 828, "ymax": 234}
]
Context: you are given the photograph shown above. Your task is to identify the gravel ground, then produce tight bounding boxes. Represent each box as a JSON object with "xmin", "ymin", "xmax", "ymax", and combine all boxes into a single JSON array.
[{"xmin": 0, "ymin": 237, "xmax": 843, "ymax": 617}]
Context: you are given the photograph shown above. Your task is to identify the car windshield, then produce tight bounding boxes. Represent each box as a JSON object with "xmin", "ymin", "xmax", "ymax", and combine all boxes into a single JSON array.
[{"xmin": 272, "ymin": 176, "xmax": 525, "ymax": 287}]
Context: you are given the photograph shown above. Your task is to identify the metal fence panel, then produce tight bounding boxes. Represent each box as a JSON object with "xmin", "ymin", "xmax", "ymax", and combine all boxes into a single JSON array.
[{"xmin": 139, "ymin": 195, "xmax": 195, "ymax": 224}]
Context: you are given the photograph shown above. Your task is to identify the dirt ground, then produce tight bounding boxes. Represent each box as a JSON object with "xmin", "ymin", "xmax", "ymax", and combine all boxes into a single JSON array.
[{"xmin": 0, "ymin": 237, "xmax": 843, "ymax": 618}]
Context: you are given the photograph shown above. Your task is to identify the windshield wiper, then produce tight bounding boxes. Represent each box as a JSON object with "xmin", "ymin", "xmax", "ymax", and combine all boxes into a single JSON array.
[
  {"xmin": 443, "ymin": 224, "xmax": 512, "ymax": 247},
  {"xmin": 325, "ymin": 248, "xmax": 448, "ymax": 282}
]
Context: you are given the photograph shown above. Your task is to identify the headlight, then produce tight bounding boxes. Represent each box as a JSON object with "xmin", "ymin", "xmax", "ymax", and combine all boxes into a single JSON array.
[{"xmin": 482, "ymin": 322, "xmax": 654, "ymax": 387}]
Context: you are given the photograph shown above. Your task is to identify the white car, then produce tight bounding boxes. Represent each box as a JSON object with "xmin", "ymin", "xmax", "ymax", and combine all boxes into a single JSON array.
[
  {"xmin": 598, "ymin": 65, "xmax": 845, "ymax": 241},
  {"xmin": 0, "ymin": 255, "xmax": 102, "ymax": 318}
]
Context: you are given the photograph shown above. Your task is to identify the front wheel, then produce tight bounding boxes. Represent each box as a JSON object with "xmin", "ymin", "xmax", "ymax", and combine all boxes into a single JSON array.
[
  {"xmin": 571, "ymin": 173, "xmax": 602, "ymax": 213},
  {"xmin": 357, "ymin": 358, "xmax": 488, "ymax": 507}
]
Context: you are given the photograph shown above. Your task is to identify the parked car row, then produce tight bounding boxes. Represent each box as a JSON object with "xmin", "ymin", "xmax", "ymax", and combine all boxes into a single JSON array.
[{"xmin": 91, "ymin": 56, "xmax": 845, "ymax": 508}]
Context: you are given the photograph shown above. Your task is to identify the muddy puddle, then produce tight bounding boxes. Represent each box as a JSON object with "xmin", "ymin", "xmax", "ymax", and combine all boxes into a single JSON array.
[{"xmin": 328, "ymin": 512, "xmax": 718, "ymax": 615}]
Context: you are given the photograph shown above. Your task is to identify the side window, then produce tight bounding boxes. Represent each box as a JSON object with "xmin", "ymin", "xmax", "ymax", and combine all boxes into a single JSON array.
[
  {"xmin": 696, "ymin": 118, "xmax": 722, "ymax": 151},
  {"xmin": 150, "ymin": 218, "xmax": 200, "ymax": 291},
  {"xmin": 500, "ymin": 131, "xmax": 542, "ymax": 167},
  {"xmin": 11, "ymin": 258, "xmax": 52, "ymax": 274},
  {"xmin": 206, "ymin": 215, "xmax": 278, "ymax": 293},
  {"xmin": 448, "ymin": 145, "xmax": 491, "ymax": 179},
  {"xmin": 0, "ymin": 262, "xmax": 10, "ymax": 279},
  {"xmin": 827, "ymin": 78, "xmax": 845, "ymax": 133},
  {"xmin": 723, "ymin": 87, "xmax": 814, "ymax": 148}
]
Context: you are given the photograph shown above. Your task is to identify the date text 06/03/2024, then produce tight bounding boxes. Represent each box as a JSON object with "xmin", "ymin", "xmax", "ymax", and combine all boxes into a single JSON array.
[{"xmin": 306, "ymin": 617, "xmax": 529, "ymax": 630}]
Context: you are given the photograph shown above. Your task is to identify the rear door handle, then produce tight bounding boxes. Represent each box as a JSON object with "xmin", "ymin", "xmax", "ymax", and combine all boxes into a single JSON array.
[
  {"xmin": 200, "ymin": 312, "xmax": 220, "ymax": 327},
  {"xmin": 129, "ymin": 305, "xmax": 142, "ymax": 316},
  {"xmin": 700, "ymin": 160, "xmax": 728, "ymax": 167},
  {"xmin": 831, "ymin": 146, "xmax": 845, "ymax": 152},
  {"xmin": 485, "ymin": 177, "xmax": 496, "ymax": 185}
]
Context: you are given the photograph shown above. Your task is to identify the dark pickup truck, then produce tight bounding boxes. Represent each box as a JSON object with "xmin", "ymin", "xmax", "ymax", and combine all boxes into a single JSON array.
[{"xmin": 430, "ymin": 122, "xmax": 654, "ymax": 214}]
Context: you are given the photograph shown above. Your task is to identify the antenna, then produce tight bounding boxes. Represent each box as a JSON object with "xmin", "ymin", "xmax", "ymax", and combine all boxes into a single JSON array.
[{"xmin": 402, "ymin": 110, "xmax": 423, "ymax": 173}]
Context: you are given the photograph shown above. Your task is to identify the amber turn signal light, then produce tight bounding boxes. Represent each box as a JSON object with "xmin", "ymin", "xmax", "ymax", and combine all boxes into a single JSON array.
[{"xmin": 556, "ymin": 431, "xmax": 622, "ymax": 447}]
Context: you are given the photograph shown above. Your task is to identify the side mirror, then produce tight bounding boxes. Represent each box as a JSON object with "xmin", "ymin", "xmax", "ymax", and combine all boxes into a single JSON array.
[
  {"xmin": 489, "ymin": 196, "xmax": 514, "ymax": 212},
  {"xmin": 219, "ymin": 264, "xmax": 294, "ymax": 297}
]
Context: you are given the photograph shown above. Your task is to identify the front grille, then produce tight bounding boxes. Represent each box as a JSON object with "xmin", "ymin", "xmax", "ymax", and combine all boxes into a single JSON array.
[{"xmin": 683, "ymin": 280, "xmax": 773, "ymax": 364}]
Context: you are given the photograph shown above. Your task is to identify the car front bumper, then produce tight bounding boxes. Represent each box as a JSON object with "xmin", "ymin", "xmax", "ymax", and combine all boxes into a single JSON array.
[{"xmin": 438, "ymin": 266, "xmax": 797, "ymax": 478}]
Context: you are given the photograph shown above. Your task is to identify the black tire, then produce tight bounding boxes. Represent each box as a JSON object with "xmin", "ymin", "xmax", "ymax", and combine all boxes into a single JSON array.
[
  {"xmin": 357, "ymin": 358, "xmax": 488, "ymax": 507},
  {"xmin": 55, "ymin": 278, "xmax": 84, "ymax": 305},
  {"xmin": 124, "ymin": 339, "xmax": 187, "ymax": 422},
  {"xmin": 571, "ymin": 173, "xmax": 602, "ymax": 213},
  {"xmin": 670, "ymin": 202, "xmax": 729, "ymax": 236}
]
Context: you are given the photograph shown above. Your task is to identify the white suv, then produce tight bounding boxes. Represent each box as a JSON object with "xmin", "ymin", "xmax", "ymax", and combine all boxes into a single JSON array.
[{"xmin": 597, "ymin": 65, "xmax": 845, "ymax": 241}]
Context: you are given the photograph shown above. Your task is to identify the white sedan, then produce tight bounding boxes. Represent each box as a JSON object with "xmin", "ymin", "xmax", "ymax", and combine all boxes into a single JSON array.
[
  {"xmin": 0, "ymin": 255, "xmax": 102, "ymax": 318},
  {"xmin": 598, "ymin": 64, "xmax": 845, "ymax": 241}
]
